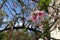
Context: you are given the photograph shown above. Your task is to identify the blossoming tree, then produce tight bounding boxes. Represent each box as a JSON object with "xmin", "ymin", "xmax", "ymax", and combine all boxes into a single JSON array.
[{"xmin": 0, "ymin": 0, "xmax": 60, "ymax": 40}]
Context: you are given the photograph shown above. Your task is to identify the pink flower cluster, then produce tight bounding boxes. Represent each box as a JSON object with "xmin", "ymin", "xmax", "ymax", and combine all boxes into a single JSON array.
[{"xmin": 30, "ymin": 10, "xmax": 48, "ymax": 22}]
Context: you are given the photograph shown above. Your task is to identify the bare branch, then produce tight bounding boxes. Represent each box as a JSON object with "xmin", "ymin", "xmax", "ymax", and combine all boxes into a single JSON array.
[{"xmin": 0, "ymin": 0, "xmax": 7, "ymax": 9}]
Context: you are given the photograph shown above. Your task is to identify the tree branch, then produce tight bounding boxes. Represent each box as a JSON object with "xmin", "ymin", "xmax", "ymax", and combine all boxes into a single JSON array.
[
  {"xmin": 0, "ymin": 0, "xmax": 7, "ymax": 9},
  {"xmin": 0, "ymin": 26, "xmax": 42, "ymax": 33}
]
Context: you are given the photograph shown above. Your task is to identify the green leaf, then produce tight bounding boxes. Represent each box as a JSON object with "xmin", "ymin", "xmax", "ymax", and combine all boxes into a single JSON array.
[
  {"xmin": 45, "ymin": 0, "xmax": 51, "ymax": 7},
  {"xmin": 38, "ymin": 0, "xmax": 45, "ymax": 7},
  {"xmin": 38, "ymin": 0, "xmax": 51, "ymax": 12}
]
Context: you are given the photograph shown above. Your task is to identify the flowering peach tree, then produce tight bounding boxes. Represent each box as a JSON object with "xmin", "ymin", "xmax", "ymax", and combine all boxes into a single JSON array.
[{"xmin": 0, "ymin": 0, "xmax": 60, "ymax": 40}]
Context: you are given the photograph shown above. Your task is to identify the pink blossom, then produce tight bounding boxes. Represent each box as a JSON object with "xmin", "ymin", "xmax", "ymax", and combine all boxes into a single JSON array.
[
  {"xmin": 34, "ymin": 10, "xmax": 45, "ymax": 21},
  {"xmin": 34, "ymin": 10, "xmax": 40, "ymax": 13},
  {"xmin": 34, "ymin": 10, "xmax": 45, "ymax": 17},
  {"xmin": 30, "ymin": 10, "xmax": 48, "ymax": 22},
  {"xmin": 30, "ymin": 13, "xmax": 39, "ymax": 22},
  {"xmin": 38, "ymin": 11, "xmax": 45, "ymax": 17}
]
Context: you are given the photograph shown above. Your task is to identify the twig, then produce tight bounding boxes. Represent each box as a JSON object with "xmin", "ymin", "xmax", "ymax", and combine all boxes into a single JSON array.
[
  {"xmin": 0, "ymin": 0, "xmax": 7, "ymax": 9},
  {"xmin": 0, "ymin": 26, "xmax": 42, "ymax": 33}
]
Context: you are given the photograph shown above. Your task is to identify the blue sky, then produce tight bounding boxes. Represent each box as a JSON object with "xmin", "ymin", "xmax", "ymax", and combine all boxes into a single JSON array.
[{"xmin": 0, "ymin": 0, "xmax": 36, "ymax": 30}]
